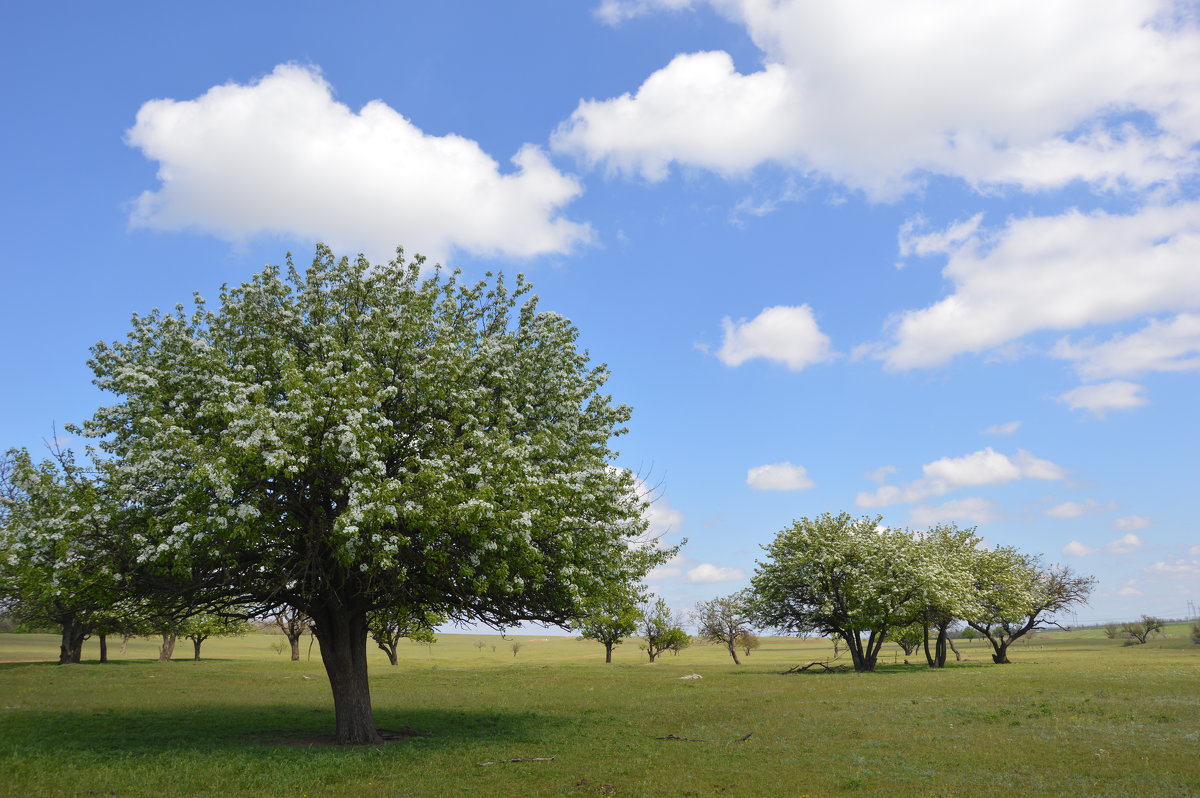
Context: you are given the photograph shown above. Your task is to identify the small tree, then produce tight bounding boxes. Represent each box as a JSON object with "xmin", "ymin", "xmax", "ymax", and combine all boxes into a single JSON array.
[
  {"xmin": 367, "ymin": 605, "xmax": 440, "ymax": 666},
  {"xmin": 511, "ymin": 640, "xmax": 522, "ymax": 657},
  {"xmin": 639, "ymin": 597, "xmax": 690, "ymax": 662},
  {"xmin": 965, "ymin": 551, "xmax": 1094, "ymax": 664},
  {"xmin": 1120, "ymin": 615, "xmax": 1165, "ymax": 645},
  {"xmin": 272, "ymin": 607, "xmax": 310, "ymax": 662},
  {"xmin": 735, "ymin": 630, "xmax": 760, "ymax": 657},
  {"xmin": 693, "ymin": 591, "xmax": 753, "ymax": 665},
  {"xmin": 1191, "ymin": 622, "xmax": 1200, "ymax": 645},
  {"xmin": 1103, "ymin": 623, "xmax": 1121, "ymax": 639},
  {"xmin": 182, "ymin": 612, "xmax": 250, "ymax": 660},
  {"xmin": 889, "ymin": 622, "xmax": 925, "ymax": 657},
  {"xmin": 572, "ymin": 592, "xmax": 643, "ymax": 663}
]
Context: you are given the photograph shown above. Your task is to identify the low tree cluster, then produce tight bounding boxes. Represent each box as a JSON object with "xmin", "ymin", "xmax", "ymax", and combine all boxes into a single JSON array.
[
  {"xmin": 749, "ymin": 512, "xmax": 1095, "ymax": 672},
  {"xmin": 1105, "ymin": 615, "xmax": 1166, "ymax": 645},
  {"xmin": 639, "ymin": 596, "xmax": 690, "ymax": 662}
]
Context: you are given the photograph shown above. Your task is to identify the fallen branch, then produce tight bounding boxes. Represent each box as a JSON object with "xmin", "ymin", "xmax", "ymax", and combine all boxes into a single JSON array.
[
  {"xmin": 476, "ymin": 756, "xmax": 556, "ymax": 766},
  {"xmin": 655, "ymin": 732, "xmax": 752, "ymax": 743},
  {"xmin": 783, "ymin": 661, "xmax": 838, "ymax": 673}
]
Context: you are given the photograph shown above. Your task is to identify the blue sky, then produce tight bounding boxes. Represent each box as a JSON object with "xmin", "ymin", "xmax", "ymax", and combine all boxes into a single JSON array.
[{"xmin": 3, "ymin": 1, "xmax": 1198, "ymax": 626}]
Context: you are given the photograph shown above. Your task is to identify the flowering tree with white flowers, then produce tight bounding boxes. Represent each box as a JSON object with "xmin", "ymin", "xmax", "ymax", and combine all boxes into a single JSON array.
[{"xmin": 83, "ymin": 245, "xmax": 667, "ymax": 744}]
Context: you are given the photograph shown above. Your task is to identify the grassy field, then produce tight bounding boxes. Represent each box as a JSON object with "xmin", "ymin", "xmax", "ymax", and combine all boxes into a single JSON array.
[{"xmin": 1, "ymin": 626, "xmax": 1197, "ymax": 797}]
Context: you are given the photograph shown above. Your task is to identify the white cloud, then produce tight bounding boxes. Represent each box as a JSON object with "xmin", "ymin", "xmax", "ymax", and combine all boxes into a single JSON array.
[
  {"xmin": 645, "ymin": 497, "xmax": 684, "ymax": 537},
  {"xmin": 1045, "ymin": 498, "xmax": 1115, "ymax": 519},
  {"xmin": 1189, "ymin": 544, "xmax": 1200, "ymax": 555},
  {"xmin": 746, "ymin": 461, "xmax": 814, "ymax": 491},
  {"xmin": 1146, "ymin": 559, "xmax": 1200, "ymax": 577},
  {"xmin": 685, "ymin": 563, "xmax": 746, "ymax": 583},
  {"xmin": 857, "ymin": 447, "xmax": 1065, "ymax": 507},
  {"xmin": 1063, "ymin": 541, "xmax": 1098, "ymax": 557},
  {"xmin": 1114, "ymin": 515, "xmax": 1153, "ymax": 531},
  {"xmin": 1053, "ymin": 313, "xmax": 1200, "ymax": 380},
  {"xmin": 1107, "ymin": 533, "xmax": 1144, "ymax": 555},
  {"xmin": 882, "ymin": 204, "xmax": 1200, "ymax": 370},
  {"xmin": 866, "ymin": 465, "xmax": 897, "ymax": 484},
  {"xmin": 648, "ymin": 552, "xmax": 684, "ymax": 581},
  {"xmin": 1117, "ymin": 585, "xmax": 1142, "ymax": 596},
  {"xmin": 565, "ymin": 2, "xmax": 1200, "ymax": 197},
  {"xmin": 127, "ymin": 64, "xmax": 590, "ymax": 263},
  {"xmin": 1057, "ymin": 380, "xmax": 1149, "ymax": 417},
  {"xmin": 982, "ymin": 421, "xmax": 1022, "ymax": 436},
  {"xmin": 909, "ymin": 497, "xmax": 999, "ymax": 527},
  {"xmin": 717, "ymin": 305, "xmax": 834, "ymax": 370}
]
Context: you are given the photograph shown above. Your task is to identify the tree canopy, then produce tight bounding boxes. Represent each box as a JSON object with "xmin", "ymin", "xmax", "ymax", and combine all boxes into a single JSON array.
[{"xmin": 81, "ymin": 245, "xmax": 668, "ymax": 743}]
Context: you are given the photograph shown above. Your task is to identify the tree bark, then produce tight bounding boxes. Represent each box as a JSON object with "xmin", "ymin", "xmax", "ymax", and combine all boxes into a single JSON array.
[
  {"xmin": 727, "ymin": 643, "xmax": 741, "ymax": 665},
  {"xmin": 99, "ymin": 634, "xmax": 108, "ymax": 664},
  {"xmin": 58, "ymin": 614, "xmax": 86, "ymax": 665},
  {"xmin": 604, "ymin": 642, "xmax": 613, "ymax": 663},
  {"xmin": 992, "ymin": 642, "xmax": 1010, "ymax": 664},
  {"xmin": 159, "ymin": 633, "xmax": 176, "ymax": 662},
  {"xmin": 289, "ymin": 634, "xmax": 302, "ymax": 661},
  {"xmin": 311, "ymin": 605, "xmax": 382, "ymax": 745},
  {"xmin": 192, "ymin": 637, "xmax": 204, "ymax": 660}
]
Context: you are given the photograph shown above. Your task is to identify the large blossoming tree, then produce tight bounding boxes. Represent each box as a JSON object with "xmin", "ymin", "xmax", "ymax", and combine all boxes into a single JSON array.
[{"xmin": 85, "ymin": 245, "xmax": 666, "ymax": 744}]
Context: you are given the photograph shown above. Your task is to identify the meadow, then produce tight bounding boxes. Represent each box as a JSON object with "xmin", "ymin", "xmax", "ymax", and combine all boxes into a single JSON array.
[{"xmin": 0, "ymin": 626, "xmax": 1197, "ymax": 797}]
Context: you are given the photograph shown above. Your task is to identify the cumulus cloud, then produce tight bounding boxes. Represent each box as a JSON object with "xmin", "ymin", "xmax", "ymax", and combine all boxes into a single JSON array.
[
  {"xmin": 909, "ymin": 497, "xmax": 999, "ymax": 526},
  {"xmin": 857, "ymin": 447, "xmax": 1065, "ymax": 507},
  {"xmin": 882, "ymin": 204, "xmax": 1200, "ymax": 370},
  {"xmin": 1062, "ymin": 540, "xmax": 1098, "ymax": 557},
  {"xmin": 1044, "ymin": 498, "xmax": 1116, "ymax": 519},
  {"xmin": 746, "ymin": 461, "xmax": 814, "ymax": 491},
  {"xmin": 1107, "ymin": 533, "xmax": 1144, "ymax": 555},
  {"xmin": 1057, "ymin": 380, "xmax": 1149, "ymax": 417},
  {"xmin": 686, "ymin": 563, "xmax": 746, "ymax": 583},
  {"xmin": 645, "ymin": 496, "xmax": 685, "ymax": 537},
  {"xmin": 866, "ymin": 465, "xmax": 897, "ymax": 483},
  {"xmin": 717, "ymin": 305, "xmax": 834, "ymax": 370},
  {"xmin": 1146, "ymin": 558, "xmax": 1200, "ymax": 576},
  {"xmin": 1114, "ymin": 515, "xmax": 1153, "ymax": 531},
  {"xmin": 1053, "ymin": 313, "xmax": 1200, "ymax": 380},
  {"xmin": 1117, "ymin": 585, "xmax": 1142, "ymax": 596},
  {"xmin": 127, "ymin": 64, "xmax": 590, "ymax": 263},
  {"xmin": 982, "ymin": 421, "xmax": 1022, "ymax": 436},
  {"xmin": 565, "ymin": 1, "xmax": 1200, "ymax": 197}
]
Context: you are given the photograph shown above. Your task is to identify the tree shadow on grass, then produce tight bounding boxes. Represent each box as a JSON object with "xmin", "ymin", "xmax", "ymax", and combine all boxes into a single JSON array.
[{"xmin": 0, "ymin": 703, "xmax": 565, "ymax": 755}]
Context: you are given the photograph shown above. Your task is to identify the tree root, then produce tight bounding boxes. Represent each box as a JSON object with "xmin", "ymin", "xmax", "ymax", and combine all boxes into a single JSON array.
[{"xmin": 782, "ymin": 661, "xmax": 841, "ymax": 673}]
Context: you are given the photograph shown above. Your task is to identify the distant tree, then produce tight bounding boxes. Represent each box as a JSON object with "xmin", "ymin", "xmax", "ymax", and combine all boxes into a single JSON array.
[
  {"xmin": 639, "ymin": 596, "xmax": 690, "ymax": 662},
  {"xmin": 735, "ymin": 631, "xmax": 760, "ymax": 657},
  {"xmin": 1103, "ymin": 623, "xmax": 1121, "ymax": 640},
  {"xmin": 272, "ymin": 607, "xmax": 310, "ymax": 661},
  {"xmin": 182, "ymin": 612, "xmax": 250, "ymax": 660},
  {"xmin": 960, "ymin": 626, "xmax": 976, "ymax": 644},
  {"xmin": 0, "ymin": 447, "xmax": 121, "ymax": 664},
  {"xmin": 1191, "ymin": 622, "xmax": 1200, "ymax": 645},
  {"xmin": 1120, "ymin": 615, "xmax": 1165, "ymax": 645},
  {"xmin": 80, "ymin": 245, "xmax": 670, "ymax": 744},
  {"xmin": 750, "ymin": 513, "xmax": 928, "ymax": 673},
  {"xmin": 367, "ymin": 605, "xmax": 440, "ymax": 666},
  {"xmin": 964, "ymin": 550, "xmax": 1095, "ymax": 664},
  {"xmin": 474, "ymin": 640, "xmax": 488, "ymax": 654},
  {"xmin": 573, "ymin": 592, "xmax": 642, "ymax": 663},
  {"xmin": 889, "ymin": 622, "xmax": 925, "ymax": 657},
  {"xmin": 511, "ymin": 640, "xmax": 522, "ymax": 657},
  {"xmin": 693, "ymin": 591, "xmax": 754, "ymax": 665}
]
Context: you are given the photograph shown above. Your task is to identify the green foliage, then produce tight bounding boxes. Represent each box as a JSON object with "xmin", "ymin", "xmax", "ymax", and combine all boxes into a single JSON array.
[
  {"xmin": 1120, "ymin": 615, "xmax": 1166, "ymax": 645},
  {"xmin": 572, "ymin": 591, "xmax": 643, "ymax": 661},
  {"xmin": 367, "ymin": 605, "xmax": 442, "ymax": 664},
  {"xmin": 693, "ymin": 591, "xmax": 753, "ymax": 664},
  {"xmin": 1192, "ymin": 622, "xmax": 1200, "ymax": 645},
  {"xmin": 80, "ymin": 244, "xmax": 670, "ymax": 741},
  {"xmin": 750, "ymin": 512, "xmax": 927, "ymax": 672},
  {"xmin": 639, "ymin": 596, "xmax": 690, "ymax": 661}
]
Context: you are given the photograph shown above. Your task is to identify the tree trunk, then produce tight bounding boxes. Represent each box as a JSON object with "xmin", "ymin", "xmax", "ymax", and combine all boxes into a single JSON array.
[
  {"xmin": 947, "ymin": 637, "xmax": 961, "ymax": 661},
  {"xmin": 992, "ymin": 642, "xmax": 1011, "ymax": 664},
  {"xmin": 159, "ymin": 633, "xmax": 176, "ymax": 662},
  {"xmin": 289, "ymin": 634, "xmax": 302, "ymax": 662},
  {"xmin": 727, "ymin": 642, "xmax": 741, "ymax": 665},
  {"xmin": 934, "ymin": 629, "xmax": 948, "ymax": 668},
  {"xmin": 385, "ymin": 646, "xmax": 398, "ymax": 666},
  {"xmin": 604, "ymin": 642, "xmax": 613, "ymax": 664},
  {"xmin": 120, "ymin": 633, "xmax": 131, "ymax": 655},
  {"xmin": 58, "ymin": 614, "xmax": 86, "ymax": 665},
  {"xmin": 99, "ymin": 634, "xmax": 108, "ymax": 663},
  {"xmin": 192, "ymin": 637, "xmax": 204, "ymax": 660},
  {"xmin": 922, "ymin": 622, "xmax": 935, "ymax": 668},
  {"xmin": 311, "ymin": 605, "xmax": 381, "ymax": 745}
]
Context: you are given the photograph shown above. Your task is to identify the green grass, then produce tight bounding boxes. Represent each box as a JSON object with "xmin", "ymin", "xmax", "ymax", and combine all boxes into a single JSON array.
[{"xmin": 1, "ymin": 627, "xmax": 1197, "ymax": 797}]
